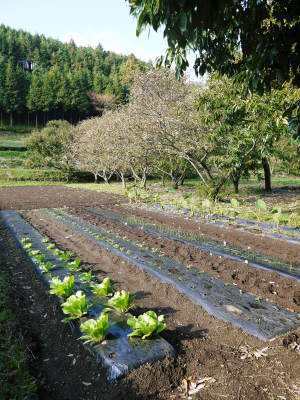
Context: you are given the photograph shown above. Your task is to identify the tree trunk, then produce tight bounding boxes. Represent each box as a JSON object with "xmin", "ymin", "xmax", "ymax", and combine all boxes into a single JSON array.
[
  {"xmin": 180, "ymin": 177, "xmax": 185, "ymax": 186},
  {"xmin": 161, "ymin": 175, "xmax": 165, "ymax": 186},
  {"xmin": 120, "ymin": 172, "xmax": 126, "ymax": 189},
  {"xmin": 262, "ymin": 157, "xmax": 272, "ymax": 192},
  {"xmin": 231, "ymin": 173, "xmax": 240, "ymax": 194},
  {"xmin": 35, "ymin": 113, "xmax": 38, "ymax": 128},
  {"xmin": 0, "ymin": 110, "xmax": 2, "ymax": 126},
  {"xmin": 10, "ymin": 111, "xmax": 13, "ymax": 127},
  {"xmin": 94, "ymin": 173, "xmax": 98, "ymax": 183}
]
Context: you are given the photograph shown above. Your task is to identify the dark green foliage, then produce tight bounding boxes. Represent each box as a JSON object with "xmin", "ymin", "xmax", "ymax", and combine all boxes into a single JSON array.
[
  {"xmin": 0, "ymin": 24, "xmax": 146, "ymax": 126},
  {"xmin": 128, "ymin": 0, "xmax": 299, "ymax": 92}
]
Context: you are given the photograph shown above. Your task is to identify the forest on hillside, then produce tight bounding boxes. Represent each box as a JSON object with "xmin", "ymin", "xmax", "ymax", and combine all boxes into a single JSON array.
[{"xmin": 0, "ymin": 25, "xmax": 146, "ymax": 127}]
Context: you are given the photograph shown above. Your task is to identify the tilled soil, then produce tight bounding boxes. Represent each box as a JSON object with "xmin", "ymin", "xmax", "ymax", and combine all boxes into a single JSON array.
[
  {"xmin": 1, "ymin": 186, "xmax": 300, "ymax": 399},
  {"xmin": 21, "ymin": 209, "xmax": 300, "ymax": 400},
  {"xmin": 111, "ymin": 203, "xmax": 300, "ymax": 265},
  {"xmin": 0, "ymin": 186, "xmax": 125, "ymax": 210},
  {"xmin": 64, "ymin": 207, "xmax": 300, "ymax": 313}
]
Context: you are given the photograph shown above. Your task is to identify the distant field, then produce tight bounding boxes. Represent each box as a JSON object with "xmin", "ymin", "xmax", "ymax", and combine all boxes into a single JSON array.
[{"xmin": 0, "ymin": 132, "xmax": 30, "ymax": 150}]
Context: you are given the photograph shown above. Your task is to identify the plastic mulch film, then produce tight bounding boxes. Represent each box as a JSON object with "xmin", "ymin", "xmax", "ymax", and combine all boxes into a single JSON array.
[
  {"xmin": 85, "ymin": 207, "xmax": 300, "ymax": 281},
  {"xmin": 0, "ymin": 211, "xmax": 175, "ymax": 380},
  {"xmin": 135, "ymin": 203, "xmax": 300, "ymax": 245},
  {"xmin": 42, "ymin": 208, "xmax": 300, "ymax": 342}
]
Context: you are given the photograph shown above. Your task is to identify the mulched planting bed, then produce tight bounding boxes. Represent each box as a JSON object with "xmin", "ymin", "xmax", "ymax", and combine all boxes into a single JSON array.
[
  {"xmin": 17, "ymin": 208, "xmax": 300, "ymax": 399},
  {"xmin": 1, "ymin": 186, "xmax": 300, "ymax": 399},
  {"xmin": 110, "ymin": 203, "xmax": 300, "ymax": 266},
  {"xmin": 33, "ymin": 207, "xmax": 300, "ymax": 341},
  {"xmin": 66, "ymin": 206, "xmax": 300, "ymax": 313},
  {"xmin": 84, "ymin": 207, "xmax": 300, "ymax": 280},
  {"xmin": 1, "ymin": 210, "xmax": 174, "ymax": 380}
]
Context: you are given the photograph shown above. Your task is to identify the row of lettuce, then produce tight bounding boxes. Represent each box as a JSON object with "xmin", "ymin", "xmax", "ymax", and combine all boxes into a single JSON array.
[{"xmin": 21, "ymin": 236, "xmax": 166, "ymax": 342}]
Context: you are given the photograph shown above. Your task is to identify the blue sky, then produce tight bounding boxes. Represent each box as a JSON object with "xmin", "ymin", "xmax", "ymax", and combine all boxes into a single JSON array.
[{"xmin": 1, "ymin": 0, "xmax": 168, "ymax": 62}]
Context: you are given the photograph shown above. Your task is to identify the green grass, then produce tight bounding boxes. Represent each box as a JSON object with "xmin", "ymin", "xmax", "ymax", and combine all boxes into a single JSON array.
[
  {"xmin": 0, "ymin": 270, "xmax": 37, "ymax": 399},
  {"xmin": 0, "ymin": 150, "xmax": 28, "ymax": 158},
  {"xmin": 0, "ymin": 168, "xmax": 70, "ymax": 182},
  {"xmin": 69, "ymin": 177, "xmax": 300, "ymax": 227},
  {"xmin": 0, "ymin": 132, "xmax": 30, "ymax": 151}
]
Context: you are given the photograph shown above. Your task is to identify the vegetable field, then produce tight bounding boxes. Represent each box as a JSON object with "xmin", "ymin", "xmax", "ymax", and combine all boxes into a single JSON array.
[{"xmin": 0, "ymin": 185, "xmax": 299, "ymax": 400}]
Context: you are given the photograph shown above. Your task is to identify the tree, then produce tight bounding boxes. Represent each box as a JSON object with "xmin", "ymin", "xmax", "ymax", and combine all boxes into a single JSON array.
[
  {"xmin": 127, "ymin": 0, "xmax": 299, "ymax": 91},
  {"xmin": 26, "ymin": 120, "xmax": 75, "ymax": 179},
  {"xmin": 4, "ymin": 61, "xmax": 23, "ymax": 126}
]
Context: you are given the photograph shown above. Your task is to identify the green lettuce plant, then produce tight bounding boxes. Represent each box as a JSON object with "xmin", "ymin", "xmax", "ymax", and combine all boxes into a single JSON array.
[
  {"xmin": 91, "ymin": 277, "xmax": 114, "ymax": 297},
  {"xmin": 127, "ymin": 311, "xmax": 166, "ymax": 339},
  {"xmin": 23, "ymin": 243, "xmax": 33, "ymax": 250},
  {"xmin": 60, "ymin": 251, "xmax": 73, "ymax": 262},
  {"xmin": 107, "ymin": 290, "xmax": 134, "ymax": 314},
  {"xmin": 67, "ymin": 258, "xmax": 81, "ymax": 271},
  {"xmin": 47, "ymin": 243, "xmax": 56, "ymax": 250},
  {"xmin": 49, "ymin": 276, "xmax": 75, "ymax": 298},
  {"xmin": 61, "ymin": 291, "xmax": 90, "ymax": 323},
  {"xmin": 28, "ymin": 250, "xmax": 40, "ymax": 257},
  {"xmin": 42, "ymin": 237, "xmax": 50, "ymax": 243},
  {"xmin": 21, "ymin": 237, "xmax": 31, "ymax": 244},
  {"xmin": 35, "ymin": 253, "xmax": 46, "ymax": 264},
  {"xmin": 79, "ymin": 269, "xmax": 93, "ymax": 283},
  {"xmin": 40, "ymin": 261, "xmax": 54, "ymax": 274},
  {"xmin": 79, "ymin": 313, "xmax": 112, "ymax": 344}
]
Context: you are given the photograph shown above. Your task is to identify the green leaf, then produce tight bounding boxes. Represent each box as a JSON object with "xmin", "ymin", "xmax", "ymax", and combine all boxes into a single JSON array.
[
  {"xmin": 91, "ymin": 277, "xmax": 114, "ymax": 297},
  {"xmin": 61, "ymin": 291, "xmax": 90, "ymax": 322},
  {"xmin": 178, "ymin": 13, "xmax": 187, "ymax": 32},
  {"xmin": 107, "ymin": 290, "xmax": 134, "ymax": 314},
  {"xmin": 230, "ymin": 198, "xmax": 239, "ymax": 208},
  {"xmin": 79, "ymin": 313, "xmax": 112, "ymax": 344},
  {"xmin": 256, "ymin": 199, "xmax": 267, "ymax": 211},
  {"xmin": 49, "ymin": 276, "xmax": 74, "ymax": 298},
  {"xmin": 127, "ymin": 311, "xmax": 166, "ymax": 339}
]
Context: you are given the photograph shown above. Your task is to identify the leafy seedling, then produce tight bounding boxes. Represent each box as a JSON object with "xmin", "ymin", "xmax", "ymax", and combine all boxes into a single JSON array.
[
  {"xmin": 47, "ymin": 243, "xmax": 56, "ymax": 250},
  {"xmin": 42, "ymin": 237, "xmax": 50, "ymax": 243},
  {"xmin": 67, "ymin": 258, "xmax": 82, "ymax": 271},
  {"xmin": 107, "ymin": 290, "xmax": 134, "ymax": 314},
  {"xmin": 28, "ymin": 250, "xmax": 40, "ymax": 257},
  {"xmin": 23, "ymin": 243, "xmax": 33, "ymax": 250},
  {"xmin": 61, "ymin": 291, "xmax": 90, "ymax": 323},
  {"xmin": 35, "ymin": 253, "xmax": 46, "ymax": 264},
  {"xmin": 49, "ymin": 276, "xmax": 75, "ymax": 298},
  {"xmin": 60, "ymin": 251, "xmax": 73, "ymax": 262},
  {"xmin": 79, "ymin": 269, "xmax": 93, "ymax": 283},
  {"xmin": 127, "ymin": 310, "xmax": 166, "ymax": 339},
  {"xmin": 21, "ymin": 237, "xmax": 31, "ymax": 244},
  {"xmin": 79, "ymin": 313, "xmax": 112, "ymax": 344},
  {"xmin": 255, "ymin": 199, "xmax": 267, "ymax": 222},
  {"xmin": 91, "ymin": 277, "xmax": 114, "ymax": 297},
  {"xmin": 40, "ymin": 261, "xmax": 54, "ymax": 274},
  {"xmin": 270, "ymin": 206, "xmax": 282, "ymax": 228}
]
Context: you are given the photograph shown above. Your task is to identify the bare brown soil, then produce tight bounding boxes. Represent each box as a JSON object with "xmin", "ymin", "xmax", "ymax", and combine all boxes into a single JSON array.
[
  {"xmin": 1, "ymin": 186, "xmax": 300, "ymax": 399},
  {"xmin": 0, "ymin": 186, "xmax": 125, "ymax": 210},
  {"xmin": 20, "ymin": 209, "xmax": 300, "ymax": 400}
]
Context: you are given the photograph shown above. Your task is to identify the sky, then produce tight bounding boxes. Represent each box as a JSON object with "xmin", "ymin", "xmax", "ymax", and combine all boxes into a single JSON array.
[{"xmin": 0, "ymin": 0, "xmax": 169, "ymax": 63}]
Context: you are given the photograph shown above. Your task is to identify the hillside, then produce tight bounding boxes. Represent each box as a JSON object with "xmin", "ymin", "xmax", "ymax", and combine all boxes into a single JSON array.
[{"xmin": 0, "ymin": 25, "xmax": 146, "ymax": 127}]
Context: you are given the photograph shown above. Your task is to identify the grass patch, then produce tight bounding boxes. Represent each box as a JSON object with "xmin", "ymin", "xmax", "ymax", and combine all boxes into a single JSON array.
[
  {"xmin": 69, "ymin": 176, "xmax": 300, "ymax": 227},
  {"xmin": 0, "ymin": 269, "xmax": 37, "ymax": 399},
  {"xmin": 0, "ymin": 168, "xmax": 69, "ymax": 182}
]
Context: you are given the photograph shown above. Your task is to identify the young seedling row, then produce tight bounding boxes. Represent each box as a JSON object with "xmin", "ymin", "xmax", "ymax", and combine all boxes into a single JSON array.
[
  {"xmin": 1, "ymin": 211, "xmax": 174, "ymax": 380},
  {"xmin": 85, "ymin": 207, "xmax": 300, "ymax": 280},
  {"xmin": 42, "ymin": 208, "xmax": 300, "ymax": 341}
]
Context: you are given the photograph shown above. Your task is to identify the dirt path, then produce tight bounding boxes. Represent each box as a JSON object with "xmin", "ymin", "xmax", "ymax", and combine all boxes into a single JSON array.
[{"xmin": 21, "ymin": 209, "xmax": 300, "ymax": 400}]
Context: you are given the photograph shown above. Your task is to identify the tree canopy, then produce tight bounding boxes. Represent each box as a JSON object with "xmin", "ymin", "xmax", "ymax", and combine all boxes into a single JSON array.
[
  {"xmin": 0, "ymin": 25, "xmax": 147, "ymax": 126},
  {"xmin": 127, "ymin": 0, "xmax": 299, "ymax": 92}
]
